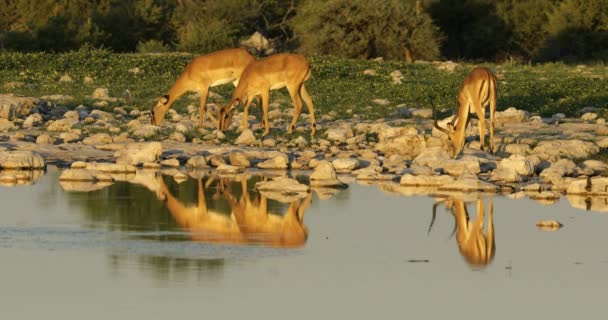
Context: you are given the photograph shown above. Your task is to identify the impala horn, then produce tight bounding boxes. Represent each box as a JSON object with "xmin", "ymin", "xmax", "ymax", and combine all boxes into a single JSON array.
[{"xmin": 432, "ymin": 103, "xmax": 450, "ymax": 134}]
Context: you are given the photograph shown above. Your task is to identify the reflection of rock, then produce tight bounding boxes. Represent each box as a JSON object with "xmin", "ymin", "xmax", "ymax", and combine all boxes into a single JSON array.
[
  {"xmin": 536, "ymin": 220, "xmax": 563, "ymax": 231},
  {"xmin": 59, "ymin": 180, "xmax": 113, "ymax": 192},
  {"xmin": 567, "ymin": 177, "xmax": 608, "ymax": 195},
  {"xmin": 567, "ymin": 195, "xmax": 608, "ymax": 212},
  {"xmin": 312, "ymin": 187, "xmax": 342, "ymax": 200},
  {"xmin": 0, "ymin": 169, "xmax": 44, "ymax": 186},
  {"xmin": 438, "ymin": 175, "xmax": 498, "ymax": 192},
  {"xmin": 400, "ymin": 174, "xmax": 454, "ymax": 186}
]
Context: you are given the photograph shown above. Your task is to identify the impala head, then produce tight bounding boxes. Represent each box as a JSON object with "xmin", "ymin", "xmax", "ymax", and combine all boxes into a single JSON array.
[
  {"xmin": 151, "ymin": 94, "xmax": 170, "ymax": 126},
  {"xmin": 218, "ymin": 98, "xmax": 239, "ymax": 131},
  {"xmin": 433, "ymin": 107, "xmax": 465, "ymax": 157}
]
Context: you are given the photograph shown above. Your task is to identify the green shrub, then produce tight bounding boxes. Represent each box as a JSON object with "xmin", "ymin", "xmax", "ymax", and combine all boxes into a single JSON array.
[
  {"xmin": 291, "ymin": 0, "xmax": 442, "ymax": 61},
  {"xmin": 539, "ymin": 0, "xmax": 608, "ymax": 61}
]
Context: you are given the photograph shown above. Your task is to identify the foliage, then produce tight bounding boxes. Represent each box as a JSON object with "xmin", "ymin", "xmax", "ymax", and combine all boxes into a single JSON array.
[
  {"xmin": 291, "ymin": 0, "xmax": 442, "ymax": 61},
  {"xmin": 1, "ymin": 50, "xmax": 607, "ymax": 121},
  {"xmin": 539, "ymin": 0, "xmax": 608, "ymax": 62},
  {"xmin": 428, "ymin": 0, "xmax": 512, "ymax": 60}
]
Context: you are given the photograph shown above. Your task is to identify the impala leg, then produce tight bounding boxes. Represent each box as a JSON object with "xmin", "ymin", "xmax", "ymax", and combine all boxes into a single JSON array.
[
  {"xmin": 489, "ymin": 83, "xmax": 497, "ymax": 154},
  {"xmin": 287, "ymin": 84, "xmax": 304, "ymax": 134},
  {"xmin": 241, "ymin": 97, "xmax": 254, "ymax": 131},
  {"xmin": 300, "ymin": 84, "xmax": 316, "ymax": 135},
  {"xmin": 198, "ymin": 87, "xmax": 209, "ymax": 128},
  {"xmin": 261, "ymin": 90, "xmax": 270, "ymax": 136},
  {"xmin": 476, "ymin": 105, "xmax": 486, "ymax": 151}
]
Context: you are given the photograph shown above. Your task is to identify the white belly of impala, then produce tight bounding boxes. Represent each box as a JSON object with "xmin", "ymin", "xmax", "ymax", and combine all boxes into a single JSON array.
[
  {"xmin": 270, "ymin": 82, "xmax": 287, "ymax": 90},
  {"xmin": 210, "ymin": 77, "xmax": 236, "ymax": 87}
]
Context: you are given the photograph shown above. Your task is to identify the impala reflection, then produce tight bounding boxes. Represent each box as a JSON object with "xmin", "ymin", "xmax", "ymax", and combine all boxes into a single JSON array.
[{"xmin": 430, "ymin": 197, "xmax": 495, "ymax": 269}]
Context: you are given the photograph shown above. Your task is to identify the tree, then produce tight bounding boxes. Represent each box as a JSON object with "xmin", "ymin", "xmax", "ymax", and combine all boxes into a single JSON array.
[{"xmin": 291, "ymin": 0, "xmax": 443, "ymax": 61}]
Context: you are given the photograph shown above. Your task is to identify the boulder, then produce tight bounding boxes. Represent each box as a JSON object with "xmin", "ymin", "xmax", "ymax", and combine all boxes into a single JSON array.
[
  {"xmin": 332, "ymin": 158, "xmax": 359, "ymax": 172},
  {"xmin": 257, "ymin": 156, "xmax": 289, "ymax": 169},
  {"xmin": 255, "ymin": 176, "xmax": 309, "ymax": 193},
  {"xmin": 310, "ymin": 160, "xmax": 347, "ymax": 188},
  {"xmin": 494, "ymin": 107, "xmax": 529, "ymax": 127},
  {"xmin": 498, "ymin": 155, "xmax": 534, "ymax": 176},
  {"xmin": 443, "ymin": 158, "xmax": 481, "ymax": 176},
  {"xmin": 186, "ymin": 156, "xmax": 208, "ymax": 169},
  {"xmin": 326, "ymin": 127, "xmax": 354, "ymax": 143},
  {"xmin": 228, "ymin": 152, "xmax": 251, "ymax": 167},
  {"xmin": 0, "ymin": 118, "xmax": 16, "ymax": 132},
  {"xmin": 533, "ymin": 139, "xmax": 599, "ymax": 159},
  {"xmin": 0, "ymin": 151, "xmax": 45, "ymax": 169},
  {"xmin": 115, "ymin": 142, "xmax": 162, "ymax": 166},
  {"xmin": 374, "ymin": 134, "xmax": 426, "ymax": 158},
  {"xmin": 412, "ymin": 147, "xmax": 452, "ymax": 170},
  {"xmin": 235, "ymin": 129, "xmax": 257, "ymax": 145},
  {"xmin": 0, "ymin": 94, "xmax": 37, "ymax": 120},
  {"xmin": 83, "ymin": 133, "xmax": 113, "ymax": 145},
  {"xmin": 46, "ymin": 119, "xmax": 73, "ymax": 132},
  {"xmin": 215, "ymin": 164, "xmax": 241, "ymax": 174}
]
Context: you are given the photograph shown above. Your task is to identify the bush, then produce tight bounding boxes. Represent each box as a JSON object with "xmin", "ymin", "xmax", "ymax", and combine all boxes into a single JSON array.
[
  {"xmin": 538, "ymin": 0, "xmax": 608, "ymax": 61},
  {"xmin": 136, "ymin": 40, "xmax": 170, "ymax": 53},
  {"xmin": 428, "ymin": 0, "xmax": 512, "ymax": 61},
  {"xmin": 291, "ymin": 0, "xmax": 442, "ymax": 61}
]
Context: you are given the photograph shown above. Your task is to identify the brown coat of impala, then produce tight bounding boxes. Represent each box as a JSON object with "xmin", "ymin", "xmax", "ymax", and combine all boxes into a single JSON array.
[
  {"xmin": 430, "ymin": 198, "xmax": 495, "ymax": 268},
  {"xmin": 151, "ymin": 48, "xmax": 255, "ymax": 127},
  {"xmin": 218, "ymin": 53, "xmax": 317, "ymax": 136},
  {"xmin": 434, "ymin": 67, "xmax": 498, "ymax": 157}
]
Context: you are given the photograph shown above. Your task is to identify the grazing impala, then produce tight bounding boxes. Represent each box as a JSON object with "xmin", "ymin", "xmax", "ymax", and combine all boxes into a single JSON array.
[
  {"xmin": 218, "ymin": 53, "xmax": 317, "ymax": 136},
  {"xmin": 157, "ymin": 176, "xmax": 311, "ymax": 248},
  {"xmin": 430, "ymin": 197, "xmax": 495, "ymax": 268},
  {"xmin": 434, "ymin": 67, "xmax": 497, "ymax": 157},
  {"xmin": 151, "ymin": 48, "xmax": 255, "ymax": 127}
]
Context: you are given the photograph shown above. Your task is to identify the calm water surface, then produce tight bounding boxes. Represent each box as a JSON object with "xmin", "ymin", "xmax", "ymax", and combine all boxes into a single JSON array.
[{"xmin": 1, "ymin": 167, "xmax": 607, "ymax": 319}]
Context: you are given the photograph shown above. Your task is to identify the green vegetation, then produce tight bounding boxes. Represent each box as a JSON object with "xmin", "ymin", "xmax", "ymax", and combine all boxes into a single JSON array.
[
  {"xmin": 1, "ymin": 50, "xmax": 607, "ymax": 120},
  {"xmin": 2, "ymin": 0, "xmax": 607, "ymax": 62}
]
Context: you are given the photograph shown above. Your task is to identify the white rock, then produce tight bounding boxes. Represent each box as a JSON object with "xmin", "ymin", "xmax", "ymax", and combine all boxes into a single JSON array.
[
  {"xmin": 186, "ymin": 156, "xmax": 208, "ymax": 169},
  {"xmin": 257, "ymin": 156, "xmax": 288, "ymax": 169},
  {"xmin": 498, "ymin": 155, "xmax": 534, "ymax": 176},
  {"xmin": 115, "ymin": 142, "xmax": 162, "ymax": 166},
  {"xmin": 443, "ymin": 158, "xmax": 481, "ymax": 176},
  {"xmin": 0, "ymin": 151, "xmax": 45, "ymax": 169},
  {"xmin": 83, "ymin": 133, "xmax": 113, "ymax": 145},
  {"xmin": 255, "ymin": 176, "xmax": 309, "ymax": 193},
  {"xmin": 533, "ymin": 139, "xmax": 599, "ymax": 159},
  {"xmin": 332, "ymin": 158, "xmax": 359, "ymax": 172},
  {"xmin": 494, "ymin": 107, "xmax": 529, "ymax": 127},
  {"xmin": 235, "ymin": 129, "xmax": 257, "ymax": 145}
]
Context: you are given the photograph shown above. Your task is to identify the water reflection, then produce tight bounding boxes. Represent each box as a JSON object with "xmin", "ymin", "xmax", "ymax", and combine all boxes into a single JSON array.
[
  {"xmin": 158, "ymin": 176, "xmax": 311, "ymax": 248},
  {"xmin": 430, "ymin": 197, "xmax": 495, "ymax": 269}
]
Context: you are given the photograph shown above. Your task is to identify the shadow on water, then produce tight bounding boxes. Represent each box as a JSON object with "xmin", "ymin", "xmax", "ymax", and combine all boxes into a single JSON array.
[{"xmin": 430, "ymin": 196, "xmax": 495, "ymax": 270}]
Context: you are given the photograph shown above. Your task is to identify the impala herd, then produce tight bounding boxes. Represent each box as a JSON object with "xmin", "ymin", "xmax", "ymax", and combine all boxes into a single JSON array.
[{"xmin": 151, "ymin": 48, "xmax": 498, "ymax": 157}]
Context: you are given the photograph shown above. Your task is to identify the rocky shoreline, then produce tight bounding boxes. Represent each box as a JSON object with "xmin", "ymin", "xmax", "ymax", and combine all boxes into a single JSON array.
[{"xmin": 1, "ymin": 93, "xmax": 608, "ymax": 205}]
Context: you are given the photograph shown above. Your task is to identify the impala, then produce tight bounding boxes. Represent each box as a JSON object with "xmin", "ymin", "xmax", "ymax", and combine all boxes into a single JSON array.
[
  {"xmin": 430, "ymin": 197, "xmax": 495, "ymax": 268},
  {"xmin": 151, "ymin": 48, "xmax": 255, "ymax": 127},
  {"xmin": 434, "ymin": 67, "xmax": 497, "ymax": 157},
  {"xmin": 218, "ymin": 53, "xmax": 317, "ymax": 136}
]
